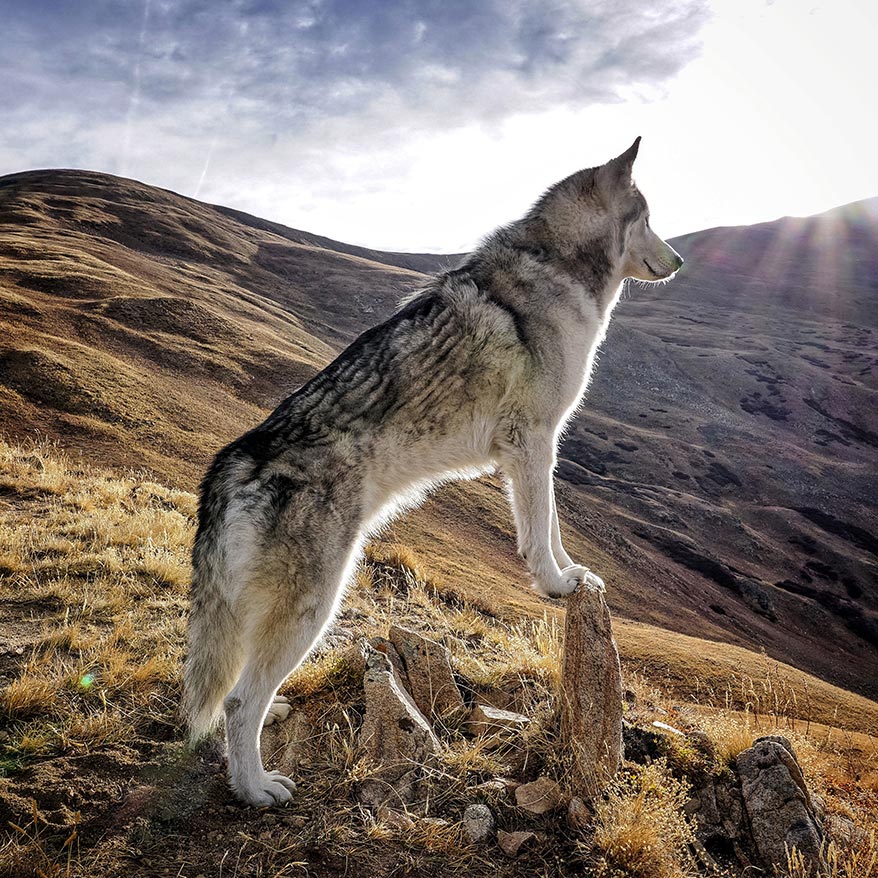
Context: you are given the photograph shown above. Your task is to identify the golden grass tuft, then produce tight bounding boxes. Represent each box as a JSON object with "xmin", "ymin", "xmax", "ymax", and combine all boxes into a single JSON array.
[{"xmin": 590, "ymin": 761, "xmax": 696, "ymax": 878}]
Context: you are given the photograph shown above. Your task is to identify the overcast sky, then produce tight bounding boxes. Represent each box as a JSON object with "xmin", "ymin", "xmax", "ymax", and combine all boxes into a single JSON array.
[{"xmin": 1, "ymin": 0, "xmax": 875, "ymax": 251}]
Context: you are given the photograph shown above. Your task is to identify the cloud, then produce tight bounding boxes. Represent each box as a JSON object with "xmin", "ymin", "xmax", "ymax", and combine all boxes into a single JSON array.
[
  {"xmin": 3, "ymin": 0, "xmax": 709, "ymax": 135},
  {"xmin": 0, "ymin": 0, "xmax": 710, "ymax": 248}
]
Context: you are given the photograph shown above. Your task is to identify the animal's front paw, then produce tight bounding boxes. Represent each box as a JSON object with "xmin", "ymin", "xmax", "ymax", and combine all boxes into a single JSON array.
[
  {"xmin": 538, "ymin": 565, "xmax": 605, "ymax": 598},
  {"xmin": 232, "ymin": 770, "xmax": 297, "ymax": 807}
]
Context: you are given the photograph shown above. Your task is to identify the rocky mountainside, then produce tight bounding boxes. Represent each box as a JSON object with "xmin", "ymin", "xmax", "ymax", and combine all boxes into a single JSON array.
[{"xmin": 0, "ymin": 169, "xmax": 875, "ymax": 700}]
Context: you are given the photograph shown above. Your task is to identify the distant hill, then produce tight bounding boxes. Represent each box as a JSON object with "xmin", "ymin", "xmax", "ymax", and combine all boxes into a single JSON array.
[{"xmin": 0, "ymin": 169, "xmax": 875, "ymax": 700}]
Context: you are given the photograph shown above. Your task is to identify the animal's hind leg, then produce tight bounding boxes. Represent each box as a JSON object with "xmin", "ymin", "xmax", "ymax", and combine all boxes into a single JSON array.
[{"xmin": 223, "ymin": 531, "xmax": 357, "ymax": 807}]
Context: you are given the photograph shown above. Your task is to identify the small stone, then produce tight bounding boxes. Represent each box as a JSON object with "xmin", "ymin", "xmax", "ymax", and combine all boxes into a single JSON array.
[
  {"xmin": 651, "ymin": 720, "xmax": 685, "ymax": 736},
  {"xmin": 567, "ymin": 796, "xmax": 590, "ymax": 830},
  {"xmin": 467, "ymin": 704, "xmax": 529, "ymax": 738},
  {"xmin": 463, "ymin": 804, "xmax": 495, "ymax": 843},
  {"xmin": 497, "ymin": 829, "xmax": 537, "ymax": 857},
  {"xmin": 377, "ymin": 807, "xmax": 415, "ymax": 830},
  {"xmin": 515, "ymin": 777, "xmax": 563, "ymax": 815}
]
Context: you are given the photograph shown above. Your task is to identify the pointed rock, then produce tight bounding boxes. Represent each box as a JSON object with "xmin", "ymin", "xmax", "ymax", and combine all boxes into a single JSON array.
[
  {"xmin": 341, "ymin": 636, "xmax": 408, "ymax": 686},
  {"xmin": 388, "ymin": 625, "xmax": 465, "ymax": 720},
  {"xmin": 560, "ymin": 580, "xmax": 623, "ymax": 797},
  {"xmin": 357, "ymin": 643, "xmax": 439, "ymax": 808},
  {"xmin": 736, "ymin": 736, "xmax": 823, "ymax": 871}
]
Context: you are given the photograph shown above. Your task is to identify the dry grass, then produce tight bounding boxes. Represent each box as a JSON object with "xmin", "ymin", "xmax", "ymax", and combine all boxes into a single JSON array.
[
  {"xmin": 590, "ymin": 761, "xmax": 696, "ymax": 878},
  {"xmin": 0, "ymin": 799, "xmax": 82, "ymax": 878},
  {"xmin": 619, "ymin": 670, "xmax": 878, "ymax": 875},
  {"xmin": 785, "ymin": 831, "xmax": 878, "ymax": 878},
  {"xmin": 0, "ymin": 438, "xmax": 192, "ymax": 758}
]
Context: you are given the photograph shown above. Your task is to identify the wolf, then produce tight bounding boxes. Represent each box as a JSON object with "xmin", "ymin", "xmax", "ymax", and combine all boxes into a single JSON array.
[{"xmin": 183, "ymin": 137, "xmax": 683, "ymax": 806}]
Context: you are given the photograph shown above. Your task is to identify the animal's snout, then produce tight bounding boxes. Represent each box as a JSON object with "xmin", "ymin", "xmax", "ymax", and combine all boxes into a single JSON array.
[{"xmin": 668, "ymin": 248, "xmax": 684, "ymax": 271}]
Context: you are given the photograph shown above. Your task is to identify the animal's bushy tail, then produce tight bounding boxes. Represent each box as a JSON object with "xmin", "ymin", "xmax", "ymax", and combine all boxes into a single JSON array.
[{"xmin": 183, "ymin": 524, "xmax": 245, "ymax": 745}]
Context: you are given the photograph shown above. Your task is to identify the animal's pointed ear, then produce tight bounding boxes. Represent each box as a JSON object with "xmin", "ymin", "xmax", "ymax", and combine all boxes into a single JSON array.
[
  {"xmin": 597, "ymin": 136, "xmax": 641, "ymax": 192},
  {"xmin": 618, "ymin": 136, "xmax": 641, "ymax": 167}
]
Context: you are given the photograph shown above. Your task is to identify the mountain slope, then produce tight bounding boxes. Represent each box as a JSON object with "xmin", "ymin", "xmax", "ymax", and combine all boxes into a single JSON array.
[
  {"xmin": 0, "ymin": 169, "xmax": 875, "ymax": 701},
  {"xmin": 570, "ymin": 199, "xmax": 878, "ymax": 697}
]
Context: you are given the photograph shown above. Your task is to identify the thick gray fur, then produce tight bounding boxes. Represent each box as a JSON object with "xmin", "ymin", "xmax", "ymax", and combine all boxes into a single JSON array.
[{"xmin": 183, "ymin": 138, "xmax": 683, "ymax": 806}]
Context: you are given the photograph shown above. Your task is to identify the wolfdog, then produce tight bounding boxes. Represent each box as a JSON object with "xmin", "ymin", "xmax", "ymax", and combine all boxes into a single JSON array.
[{"xmin": 184, "ymin": 137, "xmax": 683, "ymax": 806}]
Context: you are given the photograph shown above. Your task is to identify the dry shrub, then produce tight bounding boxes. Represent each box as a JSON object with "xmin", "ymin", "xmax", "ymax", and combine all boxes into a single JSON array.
[
  {"xmin": 590, "ymin": 760, "xmax": 696, "ymax": 878},
  {"xmin": 784, "ymin": 830, "xmax": 878, "ymax": 878}
]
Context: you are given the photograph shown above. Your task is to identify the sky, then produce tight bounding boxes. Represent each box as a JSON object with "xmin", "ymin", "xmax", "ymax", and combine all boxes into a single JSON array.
[{"xmin": 1, "ymin": 0, "xmax": 876, "ymax": 252}]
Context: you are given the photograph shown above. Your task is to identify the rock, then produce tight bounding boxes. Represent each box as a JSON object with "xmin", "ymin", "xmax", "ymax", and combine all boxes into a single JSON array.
[
  {"xmin": 567, "ymin": 796, "xmax": 590, "ymax": 830},
  {"xmin": 515, "ymin": 777, "xmax": 563, "ymax": 815},
  {"xmin": 463, "ymin": 803, "xmax": 495, "ymax": 843},
  {"xmin": 691, "ymin": 838, "xmax": 720, "ymax": 872},
  {"xmin": 388, "ymin": 625, "xmax": 466, "ymax": 720},
  {"xmin": 357, "ymin": 644, "xmax": 439, "ymax": 808},
  {"xmin": 736, "ymin": 736, "xmax": 823, "ymax": 871},
  {"xmin": 560, "ymin": 582, "xmax": 623, "ymax": 796},
  {"xmin": 497, "ymin": 829, "xmax": 538, "ymax": 857},
  {"xmin": 825, "ymin": 813, "xmax": 866, "ymax": 847},
  {"xmin": 260, "ymin": 708, "xmax": 313, "ymax": 775},
  {"xmin": 622, "ymin": 720, "xmax": 668, "ymax": 763},
  {"xmin": 341, "ymin": 636, "xmax": 408, "ymax": 685},
  {"xmin": 689, "ymin": 770, "xmax": 753, "ymax": 868},
  {"xmin": 466, "ymin": 704, "xmax": 529, "ymax": 739},
  {"xmin": 377, "ymin": 807, "xmax": 415, "ymax": 830}
]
